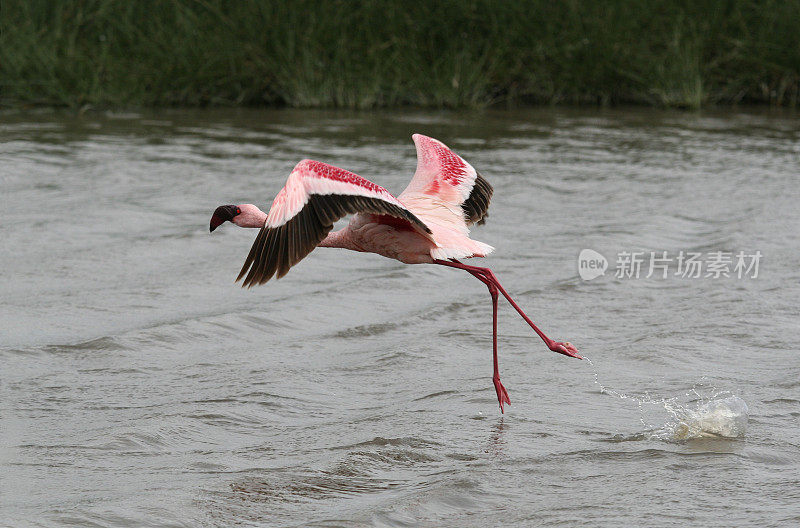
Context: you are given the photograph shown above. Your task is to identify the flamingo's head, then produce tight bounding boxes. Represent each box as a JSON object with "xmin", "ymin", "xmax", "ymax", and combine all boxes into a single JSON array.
[
  {"xmin": 209, "ymin": 204, "xmax": 240, "ymax": 232},
  {"xmin": 210, "ymin": 204, "xmax": 266, "ymax": 231}
]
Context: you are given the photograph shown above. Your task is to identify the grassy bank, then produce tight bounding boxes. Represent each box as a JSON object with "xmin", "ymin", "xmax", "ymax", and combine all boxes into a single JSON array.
[{"xmin": 2, "ymin": 0, "xmax": 799, "ymax": 109}]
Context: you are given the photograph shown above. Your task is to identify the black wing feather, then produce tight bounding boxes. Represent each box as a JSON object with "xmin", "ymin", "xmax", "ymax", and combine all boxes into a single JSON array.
[{"xmin": 461, "ymin": 170, "xmax": 493, "ymax": 226}]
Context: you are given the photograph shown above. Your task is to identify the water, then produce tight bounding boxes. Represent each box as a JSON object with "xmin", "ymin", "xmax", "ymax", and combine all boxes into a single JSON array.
[{"xmin": 2, "ymin": 107, "xmax": 799, "ymax": 527}]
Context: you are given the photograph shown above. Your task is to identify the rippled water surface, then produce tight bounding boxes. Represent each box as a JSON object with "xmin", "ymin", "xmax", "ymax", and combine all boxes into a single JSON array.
[{"xmin": 2, "ymin": 107, "xmax": 799, "ymax": 527}]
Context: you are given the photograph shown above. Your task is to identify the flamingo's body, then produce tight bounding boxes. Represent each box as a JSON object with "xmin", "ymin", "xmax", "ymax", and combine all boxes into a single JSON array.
[{"xmin": 210, "ymin": 134, "xmax": 580, "ymax": 413}]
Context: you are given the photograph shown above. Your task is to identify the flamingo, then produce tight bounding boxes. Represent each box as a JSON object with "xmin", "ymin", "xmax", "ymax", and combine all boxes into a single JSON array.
[{"xmin": 209, "ymin": 134, "xmax": 581, "ymax": 413}]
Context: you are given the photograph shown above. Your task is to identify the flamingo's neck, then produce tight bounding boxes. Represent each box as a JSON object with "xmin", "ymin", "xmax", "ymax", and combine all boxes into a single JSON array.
[
  {"xmin": 318, "ymin": 228, "xmax": 364, "ymax": 251},
  {"xmin": 251, "ymin": 210, "xmax": 268, "ymax": 227},
  {"xmin": 233, "ymin": 204, "xmax": 268, "ymax": 228}
]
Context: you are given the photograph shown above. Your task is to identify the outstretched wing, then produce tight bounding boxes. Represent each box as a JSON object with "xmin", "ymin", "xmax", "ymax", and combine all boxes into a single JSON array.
[
  {"xmin": 238, "ymin": 159, "xmax": 431, "ymax": 287},
  {"xmin": 399, "ymin": 134, "xmax": 493, "ymax": 226}
]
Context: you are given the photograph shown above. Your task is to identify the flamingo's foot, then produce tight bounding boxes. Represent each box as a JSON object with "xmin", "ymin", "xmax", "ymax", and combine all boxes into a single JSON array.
[
  {"xmin": 493, "ymin": 376, "xmax": 511, "ymax": 413},
  {"xmin": 549, "ymin": 341, "xmax": 582, "ymax": 359}
]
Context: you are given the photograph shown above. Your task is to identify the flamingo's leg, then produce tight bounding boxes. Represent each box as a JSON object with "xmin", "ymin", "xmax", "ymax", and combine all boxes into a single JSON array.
[
  {"xmin": 434, "ymin": 259, "xmax": 581, "ymax": 359},
  {"xmin": 463, "ymin": 268, "xmax": 510, "ymax": 412}
]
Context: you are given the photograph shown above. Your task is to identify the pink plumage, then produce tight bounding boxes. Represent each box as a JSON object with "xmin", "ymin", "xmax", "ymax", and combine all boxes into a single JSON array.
[
  {"xmin": 402, "ymin": 133, "xmax": 476, "ymax": 200},
  {"xmin": 266, "ymin": 159, "xmax": 408, "ymax": 229},
  {"xmin": 400, "ymin": 134, "xmax": 494, "ymax": 260},
  {"xmin": 209, "ymin": 134, "xmax": 581, "ymax": 413}
]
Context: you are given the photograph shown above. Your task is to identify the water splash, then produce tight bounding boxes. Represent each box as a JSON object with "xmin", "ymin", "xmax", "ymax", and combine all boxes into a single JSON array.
[
  {"xmin": 584, "ymin": 356, "xmax": 748, "ymax": 441},
  {"xmin": 670, "ymin": 396, "xmax": 749, "ymax": 439}
]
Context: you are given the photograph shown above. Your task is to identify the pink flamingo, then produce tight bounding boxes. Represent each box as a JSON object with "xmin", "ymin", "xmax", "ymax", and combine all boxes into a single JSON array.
[{"xmin": 210, "ymin": 134, "xmax": 581, "ymax": 412}]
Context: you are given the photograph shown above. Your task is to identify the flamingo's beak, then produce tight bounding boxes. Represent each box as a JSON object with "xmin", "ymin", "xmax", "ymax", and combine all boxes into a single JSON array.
[{"xmin": 210, "ymin": 205, "xmax": 239, "ymax": 232}]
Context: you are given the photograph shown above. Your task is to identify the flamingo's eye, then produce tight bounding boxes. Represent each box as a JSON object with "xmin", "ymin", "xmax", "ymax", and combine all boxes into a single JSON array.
[{"xmin": 236, "ymin": 207, "xmax": 241, "ymax": 215}]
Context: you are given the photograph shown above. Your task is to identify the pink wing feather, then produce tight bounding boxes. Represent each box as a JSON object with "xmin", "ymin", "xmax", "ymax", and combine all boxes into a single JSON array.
[
  {"xmin": 267, "ymin": 160, "xmax": 408, "ymax": 227},
  {"xmin": 398, "ymin": 135, "xmax": 494, "ymax": 260},
  {"xmin": 399, "ymin": 134, "xmax": 477, "ymax": 207}
]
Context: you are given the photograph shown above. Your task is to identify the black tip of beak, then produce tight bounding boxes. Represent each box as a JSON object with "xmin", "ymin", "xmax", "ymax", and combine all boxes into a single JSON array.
[{"xmin": 210, "ymin": 205, "xmax": 238, "ymax": 233}]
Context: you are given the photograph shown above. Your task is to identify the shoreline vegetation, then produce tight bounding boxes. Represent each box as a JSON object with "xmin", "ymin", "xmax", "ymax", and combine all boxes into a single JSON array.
[{"xmin": 2, "ymin": 1, "xmax": 799, "ymax": 110}]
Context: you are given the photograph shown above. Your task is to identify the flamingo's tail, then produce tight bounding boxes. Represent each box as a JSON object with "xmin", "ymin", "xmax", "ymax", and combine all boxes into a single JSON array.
[{"xmin": 430, "ymin": 241, "xmax": 494, "ymax": 260}]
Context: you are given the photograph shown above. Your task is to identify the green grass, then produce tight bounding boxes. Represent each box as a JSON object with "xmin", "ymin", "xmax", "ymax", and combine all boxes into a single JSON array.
[{"xmin": 1, "ymin": 0, "xmax": 799, "ymax": 109}]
